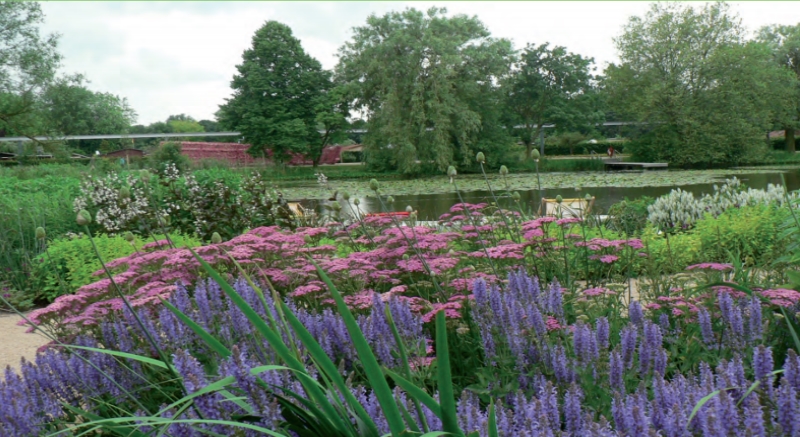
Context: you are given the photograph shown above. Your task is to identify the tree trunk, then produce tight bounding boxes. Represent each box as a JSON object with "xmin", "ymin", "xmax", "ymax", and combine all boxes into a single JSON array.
[
  {"xmin": 525, "ymin": 141, "xmax": 532, "ymax": 160},
  {"xmin": 787, "ymin": 128, "xmax": 796, "ymax": 153}
]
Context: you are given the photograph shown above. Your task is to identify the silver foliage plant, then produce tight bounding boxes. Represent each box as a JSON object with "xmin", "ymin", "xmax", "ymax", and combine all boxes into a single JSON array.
[{"xmin": 647, "ymin": 177, "xmax": 797, "ymax": 231}]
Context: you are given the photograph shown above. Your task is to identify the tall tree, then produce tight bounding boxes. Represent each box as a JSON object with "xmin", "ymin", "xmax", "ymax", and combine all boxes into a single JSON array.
[
  {"xmin": 757, "ymin": 24, "xmax": 800, "ymax": 153},
  {"xmin": 0, "ymin": 1, "xmax": 61, "ymax": 138},
  {"xmin": 41, "ymin": 75, "xmax": 137, "ymax": 153},
  {"xmin": 605, "ymin": 2, "xmax": 792, "ymax": 166},
  {"xmin": 503, "ymin": 43, "xmax": 599, "ymax": 159},
  {"xmin": 336, "ymin": 7, "xmax": 513, "ymax": 174},
  {"xmin": 217, "ymin": 20, "xmax": 337, "ymax": 166}
]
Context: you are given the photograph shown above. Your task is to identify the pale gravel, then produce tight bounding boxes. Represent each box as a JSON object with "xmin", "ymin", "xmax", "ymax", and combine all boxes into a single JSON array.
[{"xmin": 0, "ymin": 312, "xmax": 49, "ymax": 371}]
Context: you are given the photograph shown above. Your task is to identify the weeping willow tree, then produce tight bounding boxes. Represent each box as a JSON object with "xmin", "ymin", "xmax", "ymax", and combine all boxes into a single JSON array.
[{"xmin": 335, "ymin": 7, "xmax": 513, "ymax": 174}]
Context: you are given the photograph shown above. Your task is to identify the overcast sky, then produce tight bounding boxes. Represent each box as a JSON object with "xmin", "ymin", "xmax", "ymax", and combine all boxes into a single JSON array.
[{"xmin": 38, "ymin": 2, "xmax": 800, "ymax": 126}]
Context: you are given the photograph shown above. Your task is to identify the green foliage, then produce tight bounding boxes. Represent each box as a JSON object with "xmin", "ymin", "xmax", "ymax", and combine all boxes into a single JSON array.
[
  {"xmin": 149, "ymin": 142, "xmax": 190, "ymax": 173},
  {"xmin": 31, "ymin": 233, "xmax": 201, "ymax": 303},
  {"xmin": 606, "ymin": 196, "xmax": 655, "ymax": 236},
  {"xmin": 605, "ymin": 2, "xmax": 794, "ymax": 166},
  {"xmin": 0, "ymin": 1, "xmax": 61, "ymax": 137},
  {"xmin": 217, "ymin": 21, "xmax": 337, "ymax": 164},
  {"xmin": 757, "ymin": 24, "xmax": 800, "ymax": 153},
  {"xmin": 336, "ymin": 7, "xmax": 513, "ymax": 175},
  {"xmin": 41, "ymin": 74, "xmax": 137, "ymax": 154},
  {"xmin": 693, "ymin": 205, "xmax": 789, "ymax": 266},
  {"xmin": 504, "ymin": 43, "xmax": 601, "ymax": 160}
]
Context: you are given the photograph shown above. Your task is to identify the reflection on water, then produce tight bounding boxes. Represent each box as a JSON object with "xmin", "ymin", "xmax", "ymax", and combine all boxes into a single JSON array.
[{"xmin": 300, "ymin": 170, "xmax": 800, "ymax": 221}]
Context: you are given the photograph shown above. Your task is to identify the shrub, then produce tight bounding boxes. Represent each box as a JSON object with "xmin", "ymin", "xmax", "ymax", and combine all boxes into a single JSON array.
[
  {"xmin": 693, "ymin": 205, "xmax": 789, "ymax": 266},
  {"xmin": 606, "ymin": 196, "xmax": 655, "ymax": 236},
  {"xmin": 148, "ymin": 141, "xmax": 190, "ymax": 174}
]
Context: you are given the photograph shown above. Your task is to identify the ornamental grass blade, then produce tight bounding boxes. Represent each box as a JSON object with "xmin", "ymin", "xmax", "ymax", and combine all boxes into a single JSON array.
[
  {"xmin": 307, "ymin": 256, "xmax": 407, "ymax": 437},
  {"xmin": 281, "ymin": 301, "xmax": 381, "ymax": 436},
  {"xmin": 65, "ymin": 345, "xmax": 171, "ymax": 370},
  {"xmin": 189, "ymin": 249, "xmax": 351, "ymax": 435},
  {"xmin": 161, "ymin": 299, "xmax": 231, "ymax": 358},
  {"xmin": 384, "ymin": 369, "xmax": 442, "ymax": 418},
  {"xmin": 435, "ymin": 310, "xmax": 462, "ymax": 437},
  {"xmin": 487, "ymin": 400, "xmax": 498, "ymax": 437},
  {"xmin": 736, "ymin": 369, "xmax": 785, "ymax": 407},
  {"xmin": 779, "ymin": 306, "xmax": 800, "ymax": 353},
  {"xmin": 60, "ymin": 404, "xmax": 148, "ymax": 437}
]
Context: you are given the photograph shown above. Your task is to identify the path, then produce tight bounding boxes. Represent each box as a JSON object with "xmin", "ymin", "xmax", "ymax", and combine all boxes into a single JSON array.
[{"xmin": 0, "ymin": 312, "xmax": 49, "ymax": 371}]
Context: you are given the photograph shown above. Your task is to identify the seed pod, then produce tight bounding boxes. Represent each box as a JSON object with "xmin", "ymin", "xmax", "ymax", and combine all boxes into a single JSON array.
[
  {"xmin": 406, "ymin": 205, "xmax": 414, "ymax": 213},
  {"xmin": 476, "ymin": 152, "xmax": 485, "ymax": 164},
  {"xmin": 342, "ymin": 191, "xmax": 350, "ymax": 201},
  {"xmin": 77, "ymin": 210, "xmax": 92, "ymax": 226},
  {"xmin": 35, "ymin": 227, "xmax": 46, "ymax": 240},
  {"xmin": 353, "ymin": 198, "xmax": 361, "ymax": 206},
  {"xmin": 211, "ymin": 232, "xmax": 222, "ymax": 244},
  {"xmin": 386, "ymin": 196, "xmax": 395, "ymax": 204},
  {"xmin": 499, "ymin": 165, "xmax": 509, "ymax": 176},
  {"xmin": 139, "ymin": 170, "xmax": 151, "ymax": 183},
  {"xmin": 556, "ymin": 195, "xmax": 563, "ymax": 204},
  {"xmin": 123, "ymin": 231, "xmax": 135, "ymax": 242},
  {"xmin": 119, "ymin": 186, "xmax": 131, "ymax": 200},
  {"xmin": 531, "ymin": 149, "xmax": 541, "ymax": 160},
  {"xmin": 447, "ymin": 166, "xmax": 457, "ymax": 178},
  {"xmin": 303, "ymin": 234, "xmax": 312, "ymax": 244},
  {"xmin": 331, "ymin": 201, "xmax": 342, "ymax": 212},
  {"xmin": 369, "ymin": 179, "xmax": 380, "ymax": 192},
  {"xmin": 512, "ymin": 191, "xmax": 521, "ymax": 202}
]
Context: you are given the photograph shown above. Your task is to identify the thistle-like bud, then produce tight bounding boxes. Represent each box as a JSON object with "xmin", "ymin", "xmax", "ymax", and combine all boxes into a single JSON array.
[
  {"xmin": 499, "ymin": 165, "xmax": 509, "ymax": 176},
  {"xmin": 447, "ymin": 166, "xmax": 457, "ymax": 178},
  {"xmin": 119, "ymin": 186, "xmax": 131, "ymax": 200},
  {"xmin": 77, "ymin": 210, "xmax": 92, "ymax": 226},
  {"xmin": 512, "ymin": 191, "xmax": 521, "ymax": 202},
  {"xmin": 331, "ymin": 201, "xmax": 342, "ymax": 212},
  {"xmin": 476, "ymin": 152, "xmax": 485, "ymax": 164},
  {"xmin": 386, "ymin": 196, "xmax": 395, "ymax": 204},
  {"xmin": 556, "ymin": 195, "xmax": 563, "ymax": 204},
  {"xmin": 342, "ymin": 191, "xmax": 350, "ymax": 201},
  {"xmin": 139, "ymin": 170, "xmax": 151, "ymax": 183},
  {"xmin": 406, "ymin": 205, "xmax": 413, "ymax": 213},
  {"xmin": 402, "ymin": 254, "xmax": 410, "ymax": 260},
  {"xmin": 369, "ymin": 179, "xmax": 380, "ymax": 192},
  {"xmin": 123, "ymin": 231, "xmax": 135, "ymax": 242},
  {"xmin": 211, "ymin": 232, "xmax": 222, "ymax": 244},
  {"xmin": 353, "ymin": 198, "xmax": 361, "ymax": 206},
  {"xmin": 409, "ymin": 211, "xmax": 417, "ymax": 220},
  {"xmin": 304, "ymin": 234, "xmax": 312, "ymax": 244},
  {"xmin": 531, "ymin": 149, "xmax": 540, "ymax": 161},
  {"xmin": 585, "ymin": 193, "xmax": 592, "ymax": 201},
  {"xmin": 35, "ymin": 227, "xmax": 46, "ymax": 240}
]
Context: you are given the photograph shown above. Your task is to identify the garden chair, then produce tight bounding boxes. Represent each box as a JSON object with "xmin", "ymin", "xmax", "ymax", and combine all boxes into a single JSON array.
[{"xmin": 538, "ymin": 196, "xmax": 595, "ymax": 219}]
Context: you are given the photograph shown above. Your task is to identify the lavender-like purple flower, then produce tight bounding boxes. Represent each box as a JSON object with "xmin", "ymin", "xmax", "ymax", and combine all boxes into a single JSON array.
[
  {"xmin": 719, "ymin": 291, "xmax": 734, "ymax": 323},
  {"xmin": 753, "ymin": 346, "xmax": 774, "ymax": 386},
  {"xmin": 698, "ymin": 307, "xmax": 715, "ymax": 345},
  {"xmin": 547, "ymin": 280, "xmax": 564, "ymax": 318},
  {"xmin": 784, "ymin": 349, "xmax": 800, "ymax": 393},
  {"xmin": 777, "ymin": 378, "xmax": 798, "ymax": 436},
  {"xmin": 629, "ymin": 301, "xmax": 644, "ymax": 327},
  {"xmin": 743, "ymin": 393, "xmax": 765, "ymax": 437},
  {"xmin": 609, "ymin": 349, "xmax": 624, "ymax": 392},
  {"xmin": 564, "ymin": 384, "xmax": 584, "ymax": 433},
  {"xmin": 621, "ymin": 324, "xmax": 638, "ymax": 369},
  {"xmin": 596, "ymin": 317, "xmax": 610, "ymax": 350}
]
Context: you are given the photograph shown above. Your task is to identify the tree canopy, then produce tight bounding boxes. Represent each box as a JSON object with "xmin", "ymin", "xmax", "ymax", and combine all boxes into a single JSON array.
[
  {"xmin": 605, "ymin": 2, "xmax": 793, "ymax": 166},
  {"xmin": 0, "ymin": 1, "xmax": 61, "ymax": 138},
  {"xmin": 504, "ymin": 43, "xmax": 601, "ymax": 160},
  {"xmin": 217, "ymin": 20, "xmax": 341, "ymax": 165},
  {"xmin": 336, "ymin": 7, "xmax": 514, "ymax": 174},
  {"xmin": 758, "ymin": 24, "xmax": 800, "ymax": 152}
]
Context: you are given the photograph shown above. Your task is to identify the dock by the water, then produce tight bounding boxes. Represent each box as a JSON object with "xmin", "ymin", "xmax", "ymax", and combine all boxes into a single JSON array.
[{"xmin": 604, "ymin": 161, "xmax": 668, "ymax": 171}]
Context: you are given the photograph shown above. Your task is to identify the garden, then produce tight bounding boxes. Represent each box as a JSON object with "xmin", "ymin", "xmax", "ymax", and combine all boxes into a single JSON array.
[{"xmin": 3, "ymin": 155, "xmax": 800, "ymax": 436}]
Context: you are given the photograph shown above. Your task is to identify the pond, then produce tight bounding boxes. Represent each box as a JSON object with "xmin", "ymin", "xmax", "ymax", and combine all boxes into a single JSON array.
[{"xmin": 287, "ymin": 167, "xmax": 800, "ymax": 221}]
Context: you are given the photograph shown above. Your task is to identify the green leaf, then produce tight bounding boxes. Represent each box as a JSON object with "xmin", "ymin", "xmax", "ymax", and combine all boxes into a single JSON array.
[
  {"xmin": 487, "ymin": 400, "xmax": 498, "ymax": 437},
  {"xmin": 65, "ymin": 345, "xmax": 172, "ymax": 370},
  {"xmin": 435, "ymin": 310, "xmax": 462, "ymax": 437},
  {"xmin": 385, "ymin": 369, "xmax": 442, "ymax": 418},
  {"xmin": 307, "ymin": 256, "xmax": 407, "ymax": 437}
]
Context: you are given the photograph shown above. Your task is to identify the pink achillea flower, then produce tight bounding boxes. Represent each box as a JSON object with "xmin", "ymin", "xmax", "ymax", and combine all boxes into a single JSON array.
[
  {"xmin": 556, "ymin": 217, "xmax": 582, "ymax": 226},
  {"xmin": 644, "ymin": 303, "xmax": 662, "ymax": 310},
  {"xmin": 760, "ymin": 288, "xmax": 800, "ymax": 307},
  {"xmin": 422, "ymin": 301, "xmax": 463, "ymax": 323},
  {"xmin": 686, "ymin": 263, "xmax": 733, "ymax": 271},
  {"xmin": 583, "ymin": 287, "xmax": 613, "ymax": 297},
  {"xmin": 546, "ymin": 316, "xmax": 562, "ymax": 331},
  {"xmin": 599, "ymin": 255, "xmax": 619, "ymax": 264}
]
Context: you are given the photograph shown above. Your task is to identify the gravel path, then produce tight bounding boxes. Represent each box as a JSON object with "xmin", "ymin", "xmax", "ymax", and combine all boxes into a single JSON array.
[{"xmin": 0, "ymin": 312, "xmax": 49, "ymax": 371}]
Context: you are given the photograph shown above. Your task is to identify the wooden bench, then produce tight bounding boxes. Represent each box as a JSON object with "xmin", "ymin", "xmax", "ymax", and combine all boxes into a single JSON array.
[{"xmin": 538, "ymin": 197, "xmax": 595, "ymax": 218}]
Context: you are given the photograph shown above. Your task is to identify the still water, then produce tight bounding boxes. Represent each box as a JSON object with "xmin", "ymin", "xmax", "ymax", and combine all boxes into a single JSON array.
[{"xmin": 300, "ymin": 170, "xmax": 800, "ymax": 221}]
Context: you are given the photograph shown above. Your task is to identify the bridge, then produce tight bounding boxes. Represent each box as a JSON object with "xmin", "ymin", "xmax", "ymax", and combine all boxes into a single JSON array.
[{"xmin": 0, "ymin": 121, "xmax": 643, "ymax": 143}]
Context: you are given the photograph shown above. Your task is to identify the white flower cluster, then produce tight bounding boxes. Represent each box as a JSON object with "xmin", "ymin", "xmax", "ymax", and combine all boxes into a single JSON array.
[
  {"xmin": 162, "ymin": 163, "xmax": 180, "ymax": 183},
  {"xmin": 647, "ymin": 177, "xmax": 797, "ymax": 231},
  {"xmin": 316, "ymin": 172, "xmax": 328, "ymax": 186},
  {"xmin": 73, "ymin": 172, "xmax": 151, "ymax": 232}
]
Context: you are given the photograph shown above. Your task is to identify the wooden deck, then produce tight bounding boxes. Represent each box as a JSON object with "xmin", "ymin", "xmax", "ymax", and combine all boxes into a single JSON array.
[{"xmin": 604, "ymin": 161, "xmax": 668, "ymax": 171}]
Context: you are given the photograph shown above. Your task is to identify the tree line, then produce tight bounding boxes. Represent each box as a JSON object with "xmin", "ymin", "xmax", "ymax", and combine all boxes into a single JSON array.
[{"xmin": 1, "ymin": 2, "xmax": 799, "ymax": 171}]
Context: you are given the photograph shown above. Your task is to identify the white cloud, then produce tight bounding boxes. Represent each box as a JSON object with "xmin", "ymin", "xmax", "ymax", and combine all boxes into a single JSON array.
[{"xmin": 36, "ymin": 1, "xmax": 800, "ymax": 125}]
